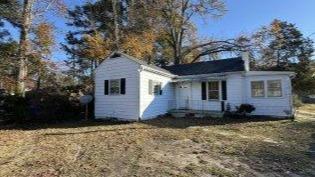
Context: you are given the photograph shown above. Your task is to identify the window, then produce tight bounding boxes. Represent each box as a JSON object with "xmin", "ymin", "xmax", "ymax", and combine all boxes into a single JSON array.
[
  {"xmin": 208, "ymin": 81, "xmax": 219, "ymax": 100},
  {"xmin": 110, "ymin": 79, "xmax": 120, "ymax": 95},
  {"xmin": 267, "ymin": 80, "xmax": 282, "ymax": 97},
  {"xmin": 149, "ymin": 80, "xmax": 162, "ymax": 95},
  {"xmin": 153, "ymin": 84, "xmax": 161, "ymax": 95},
  {"xmin": 251, "ymin": 81, "xmax": 264, "ymax": 97}
]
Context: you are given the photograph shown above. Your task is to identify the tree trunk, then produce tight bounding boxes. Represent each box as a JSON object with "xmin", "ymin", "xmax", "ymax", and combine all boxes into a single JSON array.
[
  {"xmin": 16, "ymin": 0, "xmax": 33, "ymax": 96},
  {"xmin": 36, "ymin": 73, "xmax": 41, "ymax": 90},
  {"xmin": 173, "ymin": 30, "xmax": 183, "ymax": 65},
  {"xmin": 112, "ymin": 0, "xmax": 120, "ymax": 50}
]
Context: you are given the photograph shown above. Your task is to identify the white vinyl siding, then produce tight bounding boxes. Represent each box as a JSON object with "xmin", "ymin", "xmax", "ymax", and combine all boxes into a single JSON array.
[
  {"xmin": 177, "ymin": 81, "xmax": 221, "ymax": 111},
  {"xmin": 244, "ymin": 75, "xmax": 292, "ymax": 117},
  {"xmin": 94, "ymin": 56, "xmax": 140, "ymax": 120},
  {"xmin": 95, "ymin": 55, "xmax": 293, "ymax": 120},
  {"xmin": 139, "ymin": 70, "xmax": 175, "ymax": 120}
]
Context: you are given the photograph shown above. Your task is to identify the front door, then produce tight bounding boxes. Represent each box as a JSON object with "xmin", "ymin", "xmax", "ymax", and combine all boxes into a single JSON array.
[{"xmin": 178, "ymin": 82, "xmax": 191, "ymax": 109}]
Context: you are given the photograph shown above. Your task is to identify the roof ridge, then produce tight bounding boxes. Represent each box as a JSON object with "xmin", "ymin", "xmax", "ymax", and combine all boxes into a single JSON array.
[
  {"xmin": 112, "ymin": 51, "xmax": 174, "ymax": 75},
  {"xmin": 163, "ymin": 57, "xmax": 242, "ymax": 68},
  {"xmin": 162, "ymin": 57, "xmax": 245, "ymax": 76}
]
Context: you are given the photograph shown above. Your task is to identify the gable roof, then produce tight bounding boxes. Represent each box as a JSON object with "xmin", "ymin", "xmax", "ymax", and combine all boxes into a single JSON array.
[
  {"xmin": 111, "ymin": 52, "xmax": 174, "ymax": 75},
  {"xmin": 102, "ymin": 52, "xmax": 245, "ymax": 77},
  {"xmin": 162, "ymin": 57, "xmax": 245, "ymax": 76}
]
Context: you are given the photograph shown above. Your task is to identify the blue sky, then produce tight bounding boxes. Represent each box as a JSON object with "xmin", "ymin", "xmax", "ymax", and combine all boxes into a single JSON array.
[{"xmin": 4, "ymin": 0, "xmax": 315, "ymax": 62}]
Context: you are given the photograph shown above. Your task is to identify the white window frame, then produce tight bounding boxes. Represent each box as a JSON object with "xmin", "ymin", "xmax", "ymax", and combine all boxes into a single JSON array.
[
  {"xmin": 149, "ymin": 80, "xmax": 162, "ymax": 96},
  {"xmin": 251, "ymin": 81, "xmax": 265, "ymax": 98},
  {"xmin": 208, "ymin": 81, "xmax": 220, "ymax": 100},
  {"xmin": 109, "ymin": 79, "xmax": 120, "ymax": 95},
  {"xmin": 267, "ymin": 80, "xmax": 282, "ymax": 97}
]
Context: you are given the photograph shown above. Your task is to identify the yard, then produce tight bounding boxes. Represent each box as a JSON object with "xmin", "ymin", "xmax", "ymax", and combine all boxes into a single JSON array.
[{"xmin": 0, "ymin": 105, "xmax": 315, "ymax": 177}]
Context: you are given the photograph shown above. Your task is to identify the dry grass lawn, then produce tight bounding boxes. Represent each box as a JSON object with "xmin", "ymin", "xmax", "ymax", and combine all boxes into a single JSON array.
[{"xmin": 0, "ymin": 104, "xmax": 315, "ymax": 177}]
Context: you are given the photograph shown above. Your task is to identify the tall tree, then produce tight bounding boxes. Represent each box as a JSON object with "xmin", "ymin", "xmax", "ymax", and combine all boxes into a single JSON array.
[
  {"xmin": 62, "ymin": 0, "xmax": 159, "ymax": 82},
  {"xmin": 0, "ymin": 0, "xmax": 65, "ymax": 96},
  {"xmin": 252, "ymin": 19, "xmax": 314, "ymax": 69},
  {"xmin": 156, "ymin": 0, "xmax": 244, "ymax": 64},
  {"xmin": 17, "ymin": 0, "xmax": 33, "ymax": 96},
  {"xmin": 31, "ymin": 23, "xmax": 55, "ymax": 90},
  {"xmin": 250, "ymin": 19, "xmax": 314, "ymax": 93}
]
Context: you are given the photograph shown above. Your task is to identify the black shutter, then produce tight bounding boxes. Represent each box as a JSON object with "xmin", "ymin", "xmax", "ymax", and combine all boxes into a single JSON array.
[
  {"xmin": 159, "ymin": 82, "xmax": 162, "ymax": 95},
  {"xmin": 120, "ymin": 78, "xmax": 126, "ymax": 94},
  {"xmin": 221, "ymin": 101, "xmax": 225, "ymax": 112},
  {"xmin": 201, "ymin": 82, "xmax": 207, "ymax": 100},
  {"xmin": 221, "ymin": 81, "xmax": 227, "ymax": 100},
  {"xmin": 104, "ymin": 80, "xmax": 109, "ymax": 95}
]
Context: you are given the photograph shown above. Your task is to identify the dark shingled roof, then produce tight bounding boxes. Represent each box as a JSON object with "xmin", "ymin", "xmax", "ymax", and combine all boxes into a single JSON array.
[{"xmin": 163, "ymin": 57, "xmax": 245, "ymax": 76}]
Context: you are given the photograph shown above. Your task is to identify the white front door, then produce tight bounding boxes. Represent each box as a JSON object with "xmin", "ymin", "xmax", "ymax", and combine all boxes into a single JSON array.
[{"xmin": 178, "ymin": 82, "xmax": 191, "ymax": 109}]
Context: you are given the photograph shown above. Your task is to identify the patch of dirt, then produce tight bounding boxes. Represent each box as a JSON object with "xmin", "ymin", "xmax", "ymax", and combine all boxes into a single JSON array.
[{"xmin": 1, "ymin": 107, "xmax": 315, "ymax": 176}]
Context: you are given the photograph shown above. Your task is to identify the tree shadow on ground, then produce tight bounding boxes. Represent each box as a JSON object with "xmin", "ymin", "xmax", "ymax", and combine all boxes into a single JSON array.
[
  {"xmin": 141, "ymin": 116, "xmax": 290, "ymax": 129},
  {"xmin": 0, "ymin": 116, "xmax": 290, "ymax": 131},
  {"xmin": 0, "ymin": 118, "xmax": 133, "ymax": 131}
]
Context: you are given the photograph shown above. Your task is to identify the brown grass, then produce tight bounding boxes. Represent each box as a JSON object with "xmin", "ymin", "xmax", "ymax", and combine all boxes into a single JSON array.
[{"xmin": 0, "ymin": 105, "xmax": 315, "ymax": 177}]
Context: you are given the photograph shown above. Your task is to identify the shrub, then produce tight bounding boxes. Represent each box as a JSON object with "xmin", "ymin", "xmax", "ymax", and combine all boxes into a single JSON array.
[
  {"xmin": 236, "ymin": 104, "xmax": 256, "ymax": 114},
  {"xmin": 224, "ymin": 104, "xmax": 256, "ymax": 119},
  {"xmin": 0, "ymin": 89, "xmax": 83, "ymax": 124},
  {"xmin": 26, "ymin": 90, "xmax": 82, "ymax": 122},
  {"xmin": 1, "ymin": 95, "xmax": 29, "ymax": 122}
]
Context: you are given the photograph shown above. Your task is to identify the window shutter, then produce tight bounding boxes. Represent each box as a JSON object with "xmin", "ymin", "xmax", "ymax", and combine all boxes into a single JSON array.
[
  {"xmin": 201, "ymin": 82, "xmax": 207, "ymax": 100},
  {"xmin": 104, "ymin": 80, "xmax": 109, "ymax": 95},
  {"xmin": 221, "ymin": 101, "xmax": 225, "ymax": 112},
  {"xmin": 120, "ymin": 78, "xmax": 126, "ymax": 94},
  {"xmin": 221, "ymin": 81, "xmax": 227, "ymax": 100},
  {"xmin": 148, "ymin": 80, "xmax": 153, "ymax": 95},
  {"xmin": 159, "ymin": 82, "xmax": 163, "ymax": 95}
]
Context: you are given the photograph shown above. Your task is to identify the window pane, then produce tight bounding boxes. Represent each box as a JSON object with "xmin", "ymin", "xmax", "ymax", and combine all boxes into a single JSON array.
[
  {"xmin": 153, "ymin": 84, "xmax": 160, "ymax": 95},
  {"xmin": 209, "ymin": 91, "xmax": 219, "ymax": 99},
  {"xmin": 267, "ymin": 80, "xmax": 282, "ymax": 97},
  {"xmin": 110, "ymin": 79, "xmax": 120, "ymax": 94},
  {"xmin": 209, "ymin": 81, "xmax": 219, "ymax": 90},
  {"xmin": 208, "ymin": 81, "xmax": 219, "ymax": 100},
  {"xmin": 152, "ymin": 81, "xmax": 162, "ymax": 95},
  {"xmin": 251, "ymin": 81, "xmax": 264, "ymax": 97}
]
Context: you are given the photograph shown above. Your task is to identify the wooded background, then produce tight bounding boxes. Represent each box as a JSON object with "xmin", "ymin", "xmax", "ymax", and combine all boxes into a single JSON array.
[{"xmin": 0, "ymin": 0, "xmax": 314, "ymax": 97}]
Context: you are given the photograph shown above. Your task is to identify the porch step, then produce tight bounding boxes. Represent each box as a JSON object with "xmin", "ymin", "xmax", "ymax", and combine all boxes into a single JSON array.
[{"xmin": 169, "ymin": 109, "xmax": 224, "ymax": 118}]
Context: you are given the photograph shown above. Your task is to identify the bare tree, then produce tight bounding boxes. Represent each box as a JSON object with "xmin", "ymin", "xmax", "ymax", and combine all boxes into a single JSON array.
[
  {"xmin": 112, "ymin": 0, "xmax": 120, "ymax": 50},
  {"xmin": 15, "ymin": 0, "xmax": 65, "ymax": 96}
]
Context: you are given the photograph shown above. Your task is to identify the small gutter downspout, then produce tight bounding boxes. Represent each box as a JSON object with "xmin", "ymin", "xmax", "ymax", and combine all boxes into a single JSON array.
[{"xmin": 137, "ymin": 66, "xmax": 144, "ymax": 121}]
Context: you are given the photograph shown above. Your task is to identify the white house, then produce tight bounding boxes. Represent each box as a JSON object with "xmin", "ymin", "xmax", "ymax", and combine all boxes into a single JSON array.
[{"xmin": 94, "ymin": 52, "xmax": 295, "ymax": 121}]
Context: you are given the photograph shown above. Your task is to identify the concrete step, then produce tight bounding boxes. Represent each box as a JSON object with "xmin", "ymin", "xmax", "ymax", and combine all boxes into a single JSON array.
[{"xmin": 169, "ymin": 109, "xmax": 224, "ymax": 118}]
